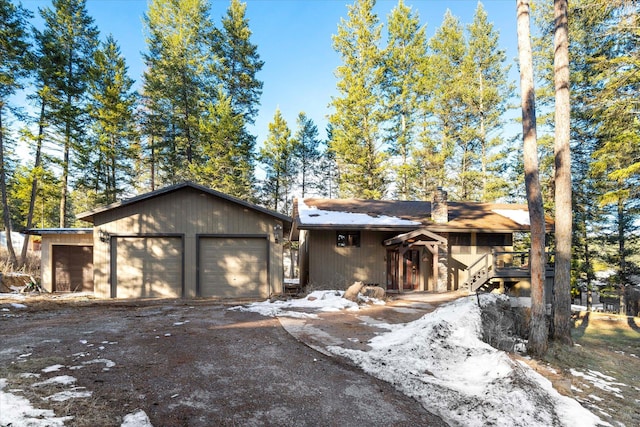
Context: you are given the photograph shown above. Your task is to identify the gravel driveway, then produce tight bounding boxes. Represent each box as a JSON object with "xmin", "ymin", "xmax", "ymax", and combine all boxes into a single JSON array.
[{"xmin": 0, "ymin": 298, "xmax": 446, "ymax": 426}]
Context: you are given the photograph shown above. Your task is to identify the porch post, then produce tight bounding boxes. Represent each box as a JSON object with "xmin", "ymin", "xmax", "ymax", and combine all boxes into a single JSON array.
[
  {"xmin": 398, "ymin": 245, "xmax": 407, "ymax": 293},
  {"xmin": 432, "ymin": 248, "xmax": 438, "ymax": 292}
]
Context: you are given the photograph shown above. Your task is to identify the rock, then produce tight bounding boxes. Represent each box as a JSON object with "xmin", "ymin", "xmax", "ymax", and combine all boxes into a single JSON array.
[
  {"xmin": 343, "ymin": 281, "xmax": 365, "ymax": 302},
  {"xmin": 361, "ymin": 285, "xmax": 385, "ymax": 299}
]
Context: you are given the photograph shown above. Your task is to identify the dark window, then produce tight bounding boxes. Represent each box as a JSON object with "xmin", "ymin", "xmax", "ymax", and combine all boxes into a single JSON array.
[
  {"xmin": 477, "ymin": 233, "xmax": 512, "ymax": 247},
  {"xmin": 449, "ymin": 233, "xmax": 471, "ymax": 246},
  {"xmin": 337, "ymin": 231, "xmax": 360, "ymax": 247}
]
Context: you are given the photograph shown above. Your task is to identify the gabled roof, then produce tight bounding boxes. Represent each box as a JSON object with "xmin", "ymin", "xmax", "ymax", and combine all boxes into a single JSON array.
[
  {"xmin": 383, "ymin": 228, "xmax": 448, "ymax": 246},
  {"xmin": 77, "ymin": 182, "xmax": 291, "ymax": 225},
  {"xmin": 291, "ymin": 197, "xmax": 553, "ymax": 237}
]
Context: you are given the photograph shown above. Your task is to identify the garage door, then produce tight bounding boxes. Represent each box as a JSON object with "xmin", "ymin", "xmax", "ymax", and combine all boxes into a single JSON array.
[
  {"xmin": 199, "ymin": 237, "xmax": 268, "ymax": 298},
  {"xmin": 114, "ymin": 237, "xmax": 182, "ymax": 298},
  {"xmin": 53, "ymin": 245, "xmax": 93, "ymax": 292}
]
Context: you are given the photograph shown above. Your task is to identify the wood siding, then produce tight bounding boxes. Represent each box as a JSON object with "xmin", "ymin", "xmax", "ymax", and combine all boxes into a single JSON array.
[
  {"xmin": 304, "ymin": 229, "xmax": 514, "ymax": 292},
  {"xmin": 306, "ymin": 230, "xmax": 397, "ymax": 288},
  {"xmin": 40, "ymin": 233, "xmax": 94, "ymax": 293},
  {"xmin": 91, "ymin": 187, "xmax": 283, "ymax": 298}
]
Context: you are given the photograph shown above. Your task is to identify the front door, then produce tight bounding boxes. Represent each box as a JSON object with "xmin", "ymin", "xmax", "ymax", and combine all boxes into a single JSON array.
[
  {"xmin": 403, "ymin": 250, "xmax": 420, "ymax": 290},
  {"xmin": 386, "ymin": 248, "xmax": 420, "ymax": 291}
]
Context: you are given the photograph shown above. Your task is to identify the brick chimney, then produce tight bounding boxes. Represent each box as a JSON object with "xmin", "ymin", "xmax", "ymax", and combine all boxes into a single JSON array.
[{"xmin": 431, "ymin": 187, "xmax": 448, "ymax": 224}]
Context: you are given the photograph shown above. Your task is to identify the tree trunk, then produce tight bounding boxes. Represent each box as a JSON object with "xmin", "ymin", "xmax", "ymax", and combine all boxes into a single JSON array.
[
  {"xmin": 516, "ymin": 0, "xmax": 548, "ymax": 357},
  {"xmin": 617, "ymin": 198, "xmax": 627, "ymax": 315},
  {"xmin": 552, "ymin": 0, "xmax": 573, "ymax": 345},
  {"xmin": 0, "ymin": 108, "xmax": 18, "ymax": 267},
  {"xmin": 19, "ymin": 98, "xmax": 47, "ymax": 267}
]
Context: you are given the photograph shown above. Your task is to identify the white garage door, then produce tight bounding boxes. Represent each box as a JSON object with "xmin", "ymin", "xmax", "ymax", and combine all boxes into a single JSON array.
[
  {"xmin": 115, "ymin": 236, "xmax": 182, "ymax": 298},
  {"xmin": 199, "ymin": 237, "xmax": 268, "ymax": 298}
]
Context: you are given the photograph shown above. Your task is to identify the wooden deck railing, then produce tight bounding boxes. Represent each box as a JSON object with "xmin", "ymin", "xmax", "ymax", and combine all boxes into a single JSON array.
[{"xmin": 464, "ymin": 250, "xmax": 555, "ymax": 292}]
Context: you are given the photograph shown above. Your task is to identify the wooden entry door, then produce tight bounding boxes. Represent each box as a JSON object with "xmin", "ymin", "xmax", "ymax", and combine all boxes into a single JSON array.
[
  {"xmin": 386, "ymin": 249, "xmax": 420, "ymax": 291},
  {"xmin": 403, "ymin": 250, "xmax": 420, "ymax": 290}
]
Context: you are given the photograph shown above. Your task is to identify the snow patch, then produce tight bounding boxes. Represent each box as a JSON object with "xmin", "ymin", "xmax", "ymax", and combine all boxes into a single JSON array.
[
  {"xmin": 493, "ymin": 209, "xmax": 531, "ymax": 226},
  {"xmin": 298, "ymin": 199, "xmax": 421, "ymax": 226},
  {"xmin": 32, "ymin": 375, "xmax": 77, "ymax": 388},
  {"xmin": 121, "ymin": 409, "xmax": 153, "ymax": 427},
  {"xmin": 0, "ymin": 378, "xmax": 74, "ymax": 426},
  {"xmin": 42, "ymin": 364, "xmax": 65, "ymax": 373}
]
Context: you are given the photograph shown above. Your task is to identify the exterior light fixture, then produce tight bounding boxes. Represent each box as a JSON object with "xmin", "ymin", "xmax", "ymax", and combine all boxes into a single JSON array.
[
  {"xmin": 99, "ymin": 230, "xmax": 110, "ymax": 243},
  {"xmin": 273, "ymin": 223, "xmax": 283, "ymax": 243}
]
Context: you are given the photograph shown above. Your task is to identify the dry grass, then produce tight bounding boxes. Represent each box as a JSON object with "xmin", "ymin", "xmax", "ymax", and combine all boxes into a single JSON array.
[
  {"xmin": 0, "ymin": 247, "xmax": 41, "ymax": 277},
  {"xmin": 521, "ymin": 311, "xmax": 640, "ymax": 427}
]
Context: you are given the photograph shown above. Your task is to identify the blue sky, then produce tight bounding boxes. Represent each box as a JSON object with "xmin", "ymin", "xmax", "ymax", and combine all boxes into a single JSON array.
[{"xmin": 22, "ymin": 0, "xmax": 520, "ymax": 154}]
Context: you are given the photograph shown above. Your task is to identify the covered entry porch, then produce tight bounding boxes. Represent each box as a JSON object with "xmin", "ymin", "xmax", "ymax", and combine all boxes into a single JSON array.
[{"xmin": 384, "ymin": 229, "xmax": 448, "ymax": 293}]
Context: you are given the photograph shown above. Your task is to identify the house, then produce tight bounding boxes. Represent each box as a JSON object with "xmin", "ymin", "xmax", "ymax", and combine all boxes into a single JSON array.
[
  {"xmin": 33, "ymin": 182, "xmax": 291, "ymax": 299},
  {"xmin": 291, "ymin": 189, "xmax": 554, "ymax": 298}
]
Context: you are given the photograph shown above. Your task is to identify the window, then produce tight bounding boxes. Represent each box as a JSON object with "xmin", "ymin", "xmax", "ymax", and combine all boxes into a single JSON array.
[
  {"xmin": 477, "ymin": 233, "xmax": 512, "ymax": 247},
  {"xmin": 449, "ymin": 233, "xmax": 471, "ymax": 254},
  {"xmin": 336, "ymin": 231, "xmax": 360, "ymax": 247}
]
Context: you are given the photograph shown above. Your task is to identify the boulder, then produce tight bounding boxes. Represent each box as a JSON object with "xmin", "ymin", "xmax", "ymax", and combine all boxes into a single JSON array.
[
  {"xmin": 343, "ymin": 281, "xmax": 365, "ymax": 302},
  {"xmin": 361, "ymin": 285, "xmax": 385, "ymax": 299}
]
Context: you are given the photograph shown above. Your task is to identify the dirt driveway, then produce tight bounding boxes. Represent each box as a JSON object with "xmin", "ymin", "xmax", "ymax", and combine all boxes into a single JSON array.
[{"xmin": 0, "ymin": 296, "xmax": 446, "ymax": 426}]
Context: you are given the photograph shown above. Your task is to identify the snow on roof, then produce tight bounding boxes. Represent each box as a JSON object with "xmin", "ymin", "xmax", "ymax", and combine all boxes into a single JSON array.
[
  {"xmin": 492, "ymin": 209, "xmax": 531, "ymax": 226},
  {"xmin": 298, "ymin": 199, "xmax": 421, "ymax": 227}
]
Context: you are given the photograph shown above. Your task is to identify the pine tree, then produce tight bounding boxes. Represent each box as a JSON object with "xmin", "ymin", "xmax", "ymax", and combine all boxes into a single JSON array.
[
  {"xmin": 463, "ymin": 3, "xmax": 513, "ymax": 202},
  {"xmin": 142, "ymin": 0, "xmax": 212, "ymax": 184},
  {"xmin": 22, "ymin": 25, "xmax": 58, "ymax": 265},
  {"xmin": 552, "ymin": 0, "xmax": 573, "ymax": 345},
  {"xmin": 39, "ymin": 0, "xmax": 99, "ymax": 227},
  {"xmin": 589, "ymin": 2, "xmax": 640, "ymax": 304},
  {"xmin": 428, "ymin": 10, "xmax": 467, "ymax": 197},
  {"xmin": 193, "ymin": 87, "xmax": 253, "ymax": 199},
  {"xmin": 9, "ymin": 165, "xmax": 60, "ymax": 230},
  {"xmin": 213, "ymin": 0, "xmax": 264, "ymax": 125},
  {"xmin": 516, "ymin": 0, "xmax": 548, "ymax": 357},
  {"xmin": 329, "ymin": 0, "xmax": 387, "ymax": 199},
  {"xmin": 293, "ymin": 112, "xmax": 322, "ymax": 198},
  {"xmin": 382, "ymin": 0, "xmax": 428, "ymax": 200},
  {"xmin": 82, "ymin": 35, "xmax": 138, "ymax": 205},
  {"xmin": 0, "ymin": 0, "xmax": 32, "ymax": 266},
  {"xmin": 259, "ymin": 109, "xmax": 296, "ymax": 214}
]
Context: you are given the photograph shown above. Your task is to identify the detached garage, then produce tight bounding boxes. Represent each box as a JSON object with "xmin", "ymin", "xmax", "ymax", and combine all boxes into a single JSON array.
[{"xmin": 76, "ymin": 182, "xmax": 290, "ymax": 299}]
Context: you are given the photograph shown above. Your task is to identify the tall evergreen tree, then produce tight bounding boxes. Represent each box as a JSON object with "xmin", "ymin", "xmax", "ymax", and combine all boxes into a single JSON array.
[
  {"xmin": 463, "ymin": 3, "xmax": 513, "ymax": 202},
  {"xmin": 82, "ymin": 35, "xmax": 138, "ymax": 205},
  {"xmin": 329, "ymin": 0, "xmax": 387, "ymax": 199},
  {"xmin": 38, "ymin": 0, "xmax": 99, "ymax": 227},
  {"xmin": 428, "ymin": 10, "xmax": 467, "ymax": 197},
  {"xmin": 142, "ymin": 0, "xmax": 212, "ymax": 184},
  {"xmin": 0, "ymin": 0, "xmax": 32, "ymax": 266},
  {"xmin": 382, "ymin": 0, "xmax": 428, "ymax": 200},
  {"xmin": 589, "ymin": 1, "xmax": 640, "ymax": 303},
  {"xmin": 552, "ymin": 0, "xmax": 573, "ymax": 345},
  {"xmin": 22, "ymin": 21, "xmax": 58, "ymax": 266},
  {"xmin": 293, "ymin": 112, "xmax": 322, "ymax": 198},
  {"xmin": 259, "ymin": 108, "xmax": 296, "ymax": 214},
  {"xmin": 193, "ymin": 88, "xmax": 253, "ymax": 199},
  {"xmin": 516, "ymin": 0, "xmax": 548, "ymax": 357},
  {"xmin": 213, "ymin": 0, "xmax": 264, "ymax": 125}
]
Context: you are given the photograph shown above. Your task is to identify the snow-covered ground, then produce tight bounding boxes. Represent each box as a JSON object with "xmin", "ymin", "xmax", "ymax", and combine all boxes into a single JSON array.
[
  {"xmin": 1, "ymin": 291, "xmax": 609, "ymax": 426},
  {"xmin": 239, "ymin": 291, "xmax": 608, "ymax": 427}
]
